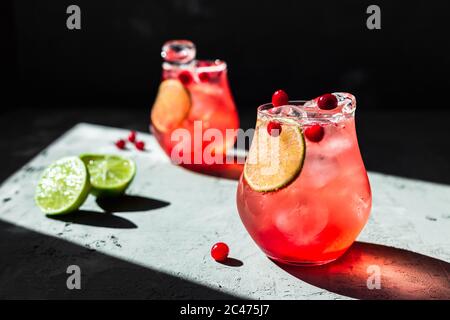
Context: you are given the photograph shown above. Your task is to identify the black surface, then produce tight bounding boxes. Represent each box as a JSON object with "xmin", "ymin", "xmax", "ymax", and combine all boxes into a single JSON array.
[{"xmin": 4, "ymin": 0, "xmax": 450, "ymax": 112}]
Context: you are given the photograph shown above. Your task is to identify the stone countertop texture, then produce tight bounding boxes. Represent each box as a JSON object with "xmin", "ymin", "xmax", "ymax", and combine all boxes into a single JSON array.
[{"xmin": 0, "ymin": 123, "xmax": 449, "ymax": 299}]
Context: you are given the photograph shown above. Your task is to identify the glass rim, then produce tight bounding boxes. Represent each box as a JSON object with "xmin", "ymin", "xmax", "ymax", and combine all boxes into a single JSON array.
[
  {"xmin": 163, "ymin": 59, "xmax": 227, "ymax": 73},
  {"xmin": 257, "ymin": 94, "xmax": 356, "ymax": 122}
]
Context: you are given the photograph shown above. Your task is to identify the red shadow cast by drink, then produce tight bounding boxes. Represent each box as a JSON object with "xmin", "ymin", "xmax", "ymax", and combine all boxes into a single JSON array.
[{"xmin": 274, "ymin": 241, "xmax": 450, "ymax": 300}]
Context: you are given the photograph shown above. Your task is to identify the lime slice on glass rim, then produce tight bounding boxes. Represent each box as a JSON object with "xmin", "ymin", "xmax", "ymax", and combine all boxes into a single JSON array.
[
  {"xmin": 35, "ymin": 156, "xmax": 90, "ymax": 215},
  {"xmin": 243, "ymin": 120, "xmax": 306, "ymax": 192},
  {"xmin": 79, "ymin": 154, "xmax": 136, "ymax": 197},
  {"xmin": 150, "ymin": 79, "xmax": 191, "ymax": 133}
]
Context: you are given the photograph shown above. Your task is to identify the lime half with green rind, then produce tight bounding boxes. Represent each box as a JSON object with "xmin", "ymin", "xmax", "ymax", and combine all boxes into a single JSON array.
[{"xmin": 80, "ymin": 154, "xmax": 136, "ymax": 197}]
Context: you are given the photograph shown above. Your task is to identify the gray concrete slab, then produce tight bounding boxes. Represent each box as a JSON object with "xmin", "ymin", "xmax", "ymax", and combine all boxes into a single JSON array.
[{"xmin": 0, "ymin": 123, "xmax": 449, "ymax": 299}]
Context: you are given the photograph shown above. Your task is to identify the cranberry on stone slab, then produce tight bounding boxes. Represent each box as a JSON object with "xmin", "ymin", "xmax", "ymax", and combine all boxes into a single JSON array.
[
  {"xmin": 211, "ymin": 242, "xmax": 229, "ymax": 262},
  {"xmin": 115, "ymin": 139, "xmax": 126, "ymax": 149},
  {"xmin": 128, "ymin": 131, "xmax": 136, "ymax": 143},
  {"xmin": 135, "ymin": 140, "xmax": 145, "ymax": 151}
]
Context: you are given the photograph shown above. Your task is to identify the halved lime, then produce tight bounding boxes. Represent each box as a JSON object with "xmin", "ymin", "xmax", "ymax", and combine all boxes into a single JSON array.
[
  {"xmin": 35, "ymin": 156, "xmax": 90, "ymax": 215},
  {"xmin": 244, "ymin": 121, "xmax": 306, "ymax": 192},
  {"xmin": 79, "ymin": 154, "xmax": 136, "ymax": 197}
]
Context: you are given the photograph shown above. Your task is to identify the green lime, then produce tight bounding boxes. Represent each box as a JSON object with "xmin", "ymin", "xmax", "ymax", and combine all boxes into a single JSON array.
[
  {"xmin": 79, "ymin": 154, "xmax": 136, "ymax": 197},
  {"xmin": 35, "ymin": 156, "xmax": 90, "ymax": 215},
  {"xmin": 244, "ymin": 120, "xmax": 305, "ymax": 192}
]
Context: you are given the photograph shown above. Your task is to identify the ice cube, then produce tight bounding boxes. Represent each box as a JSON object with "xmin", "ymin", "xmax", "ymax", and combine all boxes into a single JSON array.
[
  {"xmin": 286, "ymin": 105, "xmax": 307, "ymax": 119},
  {"xmin": 302, "ymin": 99, "xmax": 317, "ymax": 109},
  {"xmin": 275, "ymin": 200, "xmax": 329, "ymax": 245},
  {"xmin": 303, "ymin": 154, "xmax": 340, "ymax": 189},
  {"xmin": 161, "ymin": 40, "xmax": 196, "ymax": 64},
  {"xmin": 321, "ymin": 134, "xmax": 353, "ymax": 155}
]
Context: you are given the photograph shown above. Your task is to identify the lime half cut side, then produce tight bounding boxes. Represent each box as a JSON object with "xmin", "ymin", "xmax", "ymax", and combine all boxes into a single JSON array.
[
  {"xmin": 35, "ymin": 156, "xmax": 90, "ymax": 215},
  {"xmin": 80, "ymin": 154, "xmax": 136, "ymax": 197}
]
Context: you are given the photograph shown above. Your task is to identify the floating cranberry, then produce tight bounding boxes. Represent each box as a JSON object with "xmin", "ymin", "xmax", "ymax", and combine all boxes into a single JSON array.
[
  {"xmin": 272, "ymin": 89, "xmax": 289, "ymax": 107},
  {"xmin": 211, "ymin": 242, "xmax": 229, "ymax": 262},
  {"xmin": 115, "ymin": 139, "xmax": 126, "ymax": 149},
  {"xmin": 317, "ymin": 93, "xmax": 338, "ymax": 110},
  {"xmin": 178, "ymin": 71, "xmax": 193, "ymax": 85},
  {"xmin": 198, "ymin": 72, "xmax": 210, "ymax": 82},
  {"xmin": 305, "ymin": 124, "xmax": 325, "ymax": 142},
  {"xmin": 267, "ymin": 121, "xmax": 282, "ymax": 137}
]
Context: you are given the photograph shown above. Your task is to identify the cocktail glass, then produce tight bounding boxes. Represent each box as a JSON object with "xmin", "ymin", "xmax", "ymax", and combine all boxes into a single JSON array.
[
  {"xmin": 150, "ymin": 40, "xmax": 242, "ymax": 179},
  {"xmin": 236, "ymin": 93, "xmax": 372, "ymax": 265}
]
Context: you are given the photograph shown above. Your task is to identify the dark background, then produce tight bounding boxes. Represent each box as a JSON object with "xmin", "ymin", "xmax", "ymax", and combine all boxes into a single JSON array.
[{"xmin": 1, "ymin": 0, "xmax": 450, "ymax": 184}]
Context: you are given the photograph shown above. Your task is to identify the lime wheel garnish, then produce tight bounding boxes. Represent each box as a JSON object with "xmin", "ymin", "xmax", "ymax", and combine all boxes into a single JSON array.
[
  {"xmin": 244, "ymin": 121, "xmax": 305, "ymax": 192},
  {"xmin": 151, "ymin": 79, "xmax": 191, "ymax": 133}
]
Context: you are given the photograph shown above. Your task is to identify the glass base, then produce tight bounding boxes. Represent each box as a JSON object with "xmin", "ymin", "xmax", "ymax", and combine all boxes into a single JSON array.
[{"xmin": 269, "ymin": 256, "xmax": 337, "ymax": 267}]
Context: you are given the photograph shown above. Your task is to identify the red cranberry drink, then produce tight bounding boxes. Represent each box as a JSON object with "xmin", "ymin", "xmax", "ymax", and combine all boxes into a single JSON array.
[
  {"xmin": 151, "ymin": 40, "xmax": 241, "ymax": 178},
  {"xmin": 236, "ymin": 91, "xmax": 372, "ymax": 265}
]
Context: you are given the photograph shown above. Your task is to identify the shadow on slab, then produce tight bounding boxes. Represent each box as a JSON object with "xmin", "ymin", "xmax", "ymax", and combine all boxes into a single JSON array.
[
  {"xmin": 0, "ymin": 219, "xmax": 237, "ymax": 299},
  {"xmin": 48, "ymin": 210, "xmax": 137, "ymax": 229},
  {"xmin": 218, "ymin": 258, "xmax": 244, "ymax": 267},
  {"xmin": 96, "ymin": 195, "xmax": 170, "ymax": 213},
  {"xmin": 274, "ymin": 241, "xmax": 450, "ymax": 300}
]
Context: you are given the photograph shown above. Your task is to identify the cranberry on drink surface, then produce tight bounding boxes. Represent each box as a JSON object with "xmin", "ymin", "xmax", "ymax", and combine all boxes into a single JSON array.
[
  {"xmin": 115, "ymin": 139, "xmax": 126, "ymax": 149},
  {"xmin": 135, "ymin": 140, "xmax": 145, "ymax": 151},
  {"xmin": 211, "ymin": 242, "xmax": 229, "ymax": 262},
  {"xmin": 305, "ymin": 124, "xmax": 325, "ymax": 142},
  {"xmin": 178, "ymin": 71, "xmax": 193, "ymax": 85},
  {"xmin": 267, "ymin": 121, "xmax": 282, "ymax": 137},
  {"xmin": 317, "ymin": 93, "xmax": 338, "ymax": 110},
  {"xmin": 198, "ymin": 72, "xmax": 210, "ymax": 82},
  {"xmin": 272, "ymin": 90, "xmax": 289, "ymax": 107}
]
